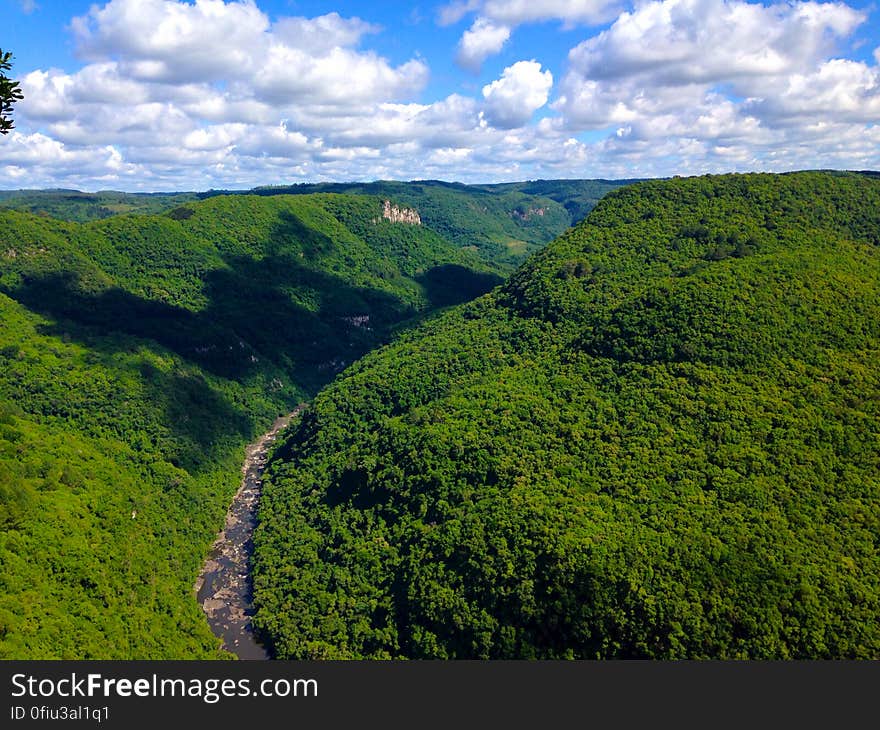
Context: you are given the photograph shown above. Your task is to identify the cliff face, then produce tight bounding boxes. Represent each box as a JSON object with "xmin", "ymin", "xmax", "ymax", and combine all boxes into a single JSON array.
[
  {"xmin": 381, "ymin": 200, "xmax": 421, "ymax": 225},
  {"xmin": 512, "ymin": 206, "xmax": 546, "ymax": 220}
]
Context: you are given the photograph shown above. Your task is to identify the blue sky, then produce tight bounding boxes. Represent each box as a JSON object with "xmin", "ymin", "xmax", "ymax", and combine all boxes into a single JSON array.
[{"xmin": 2, "ymin": 0, "xmax": 879, "ymax": 190}]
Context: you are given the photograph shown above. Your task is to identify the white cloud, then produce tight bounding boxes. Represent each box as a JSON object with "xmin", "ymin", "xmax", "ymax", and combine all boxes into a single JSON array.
[
  {"xmin": 68, "ymin": 0, "xmax": 427, "ymax": 104},
  {"xmin": 18, "ymin": 71, "xmax": 75, "ymax": 121},
  {"xmin": 182, "ymin": 123, "xmax": 248, "ymax": 152},
  {"xmin": 441, "ymin": 0, "xmax": 620, "ymax": 26},
  {"xmin": 482, "ymin": 61, "xmax": 553, "ymax": 128},
  {"xmin": 233, "ymin": 123, "xmax": 312, "ymax": 158},
  {"xmin": 67, "ymin": 63, "xmax": 150, "ymax": 105},
  {"xmin": 0, "ymin": 131, "xmax": 140, "ymax": 184},
  {"xmin": 285, "ymin": 94, "xmax": 490, "ymax": 152},
  {"xmin": 71, "ymin": 0, "xmax": 269, "ymax": 83},
  {"xmin": 553, "ymin": 0, "xmax": 878, "ymax": 175},
  {"xmin": 178, "ymin": 92, "xmax": 276, "ymax": 125},
  {"xmin": 6, "ymin": 0, "xmax": 880, "ymax": 189},
  {"xmin": 456, "ymin": 18, "xmax": 511, "ymax": 71},
  {"xmin": 254, "ymin": 47, "xmax": 427, "ymax": 106},
  {"xmin": 272, "ymin": 12, "xmax": 380, "ymax": 54},
  {"xmin": 563, "ymin": 0, "xmax": 864, "ymax": 86},
  {"xmin": 10, "ymin": 0, "xmax": 450, "ymax": 188},
  {"xmin": 745, "ymin": 59, "xmax": 880, "ymax": 125},
  {"xmin": 482, "ymin": 0, "xmax": 622, "ymax": 26},
  {"xmin": 446, "ymin": 0, "xmax": 622, "ymax": 65},
  {"xmin": 438, "ymin": 0, "xmax": 482, "ymax": 25}
]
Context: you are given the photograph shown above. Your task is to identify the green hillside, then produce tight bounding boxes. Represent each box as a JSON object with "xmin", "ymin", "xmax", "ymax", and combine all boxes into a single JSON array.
[
  {"xmin": 0, "ymin": 189, "xmax": 200, "ymax": 223},
  {"xmin": 252, "ymin": 179, "xmax": 633, "ymax": 268},
  {"xmin": 252, "ymin": 171, "xmax": 880, "ymax": 659},
  {"xmin": 0, "ymin": 193, "xmax": 500, "ymax": 658},
  {"xmin": 0, "ymin": 180, "xmax": 632, "ymax": 270}
]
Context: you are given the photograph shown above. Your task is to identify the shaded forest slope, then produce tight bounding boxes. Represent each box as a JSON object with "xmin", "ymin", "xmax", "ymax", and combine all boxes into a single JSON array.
[
  {"xmin": 0, "ymin": 192, "xmax": 501, "ymax": 658},
  {"xmin": 254, "ymin": 172, "xmax": 880, "ymax": 659},
  {"xmin": 1, "ymin": 179, "xmax": 634, "ymax": 269}
]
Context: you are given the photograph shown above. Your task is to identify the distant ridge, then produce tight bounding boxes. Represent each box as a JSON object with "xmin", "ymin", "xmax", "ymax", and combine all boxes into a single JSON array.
[{"xmin": 0, "ymin": 178, "xmax": 634, "ymax": 269}]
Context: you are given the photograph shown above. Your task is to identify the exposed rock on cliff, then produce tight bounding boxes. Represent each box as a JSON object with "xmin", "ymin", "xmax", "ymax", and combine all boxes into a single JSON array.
[
  {"xmin": 512, "ymin": 206, "xmax": 546, "ymax": 221},
  {"xmin": 380, "ymin": 200, "xmax": 421, "ymax": 225}
]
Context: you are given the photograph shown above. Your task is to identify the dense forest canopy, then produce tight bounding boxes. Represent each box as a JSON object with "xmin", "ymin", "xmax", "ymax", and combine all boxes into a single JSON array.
[
  {"xmin": 248, "ymin": 179, "xmax": 635, "ymax": 267},
  {"xmin": 0, "ymin": 192, "xmax": 512, "ymax": 658},
  {"xmin": 3, "ymin": 171, "xmax": 876, "ymax": 660},
  {"xmin": 0, "ymin": 179, "xmax": 631, "ymax": 270},
  {"xmin": 253, "ymin": 171, "xmax": 880, "ymax": 659},
  {"xmin": 0, "ymin": 190, "xmax": 201, "ymax": 223}
]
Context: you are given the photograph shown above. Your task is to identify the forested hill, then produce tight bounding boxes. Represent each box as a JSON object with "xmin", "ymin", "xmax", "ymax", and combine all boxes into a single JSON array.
[
  {"xmin": 253, "ymin": 171, "xmax": 880, "ymax": 659},
  {"xmin": 0, "ymin": 189, "xmax": 200, "ymax": 223},
  {"xmin": 249, "ymin": 179, "xmax": 635, "ymax": 267},
  {"xmin": 0, "ymin": 179, "xmax": 634, "ymax": 269},
  {"xmin": 0, "ymin": 193, "xmax": 501, "ymax": 658}
]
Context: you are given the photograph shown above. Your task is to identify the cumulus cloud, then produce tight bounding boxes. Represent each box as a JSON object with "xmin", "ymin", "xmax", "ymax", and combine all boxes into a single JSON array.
[
  {"xmin": 12, "ymin": 0, "xmax": 456, "ymax": 188},
  {"xmin": 446, "ymin": 0, "xmax": 622, "ymax": 66},
  {"xmin": 6, "ymin": 0, "xmax": 880, "ymax": 188},
  {"xmin": 66, "ymin": 63, "xmax": 150, "ymax": 105},
  {"xmin": 456, "ymin": 17, "xmax": 511, "ymax": 71},
  {"xmin": 441, "ymin": 0, "xmax": 620, "ymax": 26},
  {"xmin": 71, "ymin": 0, "xmax": 269, "ymax": 83},
  {"xmin": 744, "ymin": 59, "xmax": 880, "ymax": 125},
  {"xmin": 481, "ymin": 0, "xmax": 622, "ymax": 26},
  {"xmin": 18, "ymin": 71, "xmax": 75, "ymax": 121},
  {"xmin": 482, "ymin": 61, "xmax": 553, "ymax": 128},
  {"xmin": 255, "ymin": 47, "xmax": 427, "ymax": 106},
  {"xmin": 438, "ymin": 0, "xmax": 482, "ymax": 25},
  {"xmin": 273, "ymin": 12, "xmax": 380, "ymax": 54},
  {"xmin": 563, "ymin": 0, "xmax": 864, "ymax": 86},
  {"xmin": 16, "ymin": 42, "xmax": 525, "ymax": 187},
  {"xmin": 0, "ymin": 131, "xmax": 140, "ymax": 186},
  {"xmin": 68, "ymin": 0, "xmax": 427, "ymax": 99},
  {"xmin": 553, "ymin": 0, "xmax": 879, "ymax": 175}
]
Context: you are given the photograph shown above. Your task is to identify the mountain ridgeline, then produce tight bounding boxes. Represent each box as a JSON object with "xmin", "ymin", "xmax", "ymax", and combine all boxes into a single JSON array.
[
  {"xmin": 253, "ymin": 172, "xmax": 880, "ymax": 659},
  {"xmin": 248, "ymin": 179, "xmax": 636, "ymax": 267},
  {"xmin": 0, "ymin": 189, "xmax": 201, "ymax": 223},
  {"xmin": 0, "ymin": 192, "xmax": 508, "ymax": 658},
  {"xmin": 1, "ymin": 179, "xmax": 633, "ymax": 270}
]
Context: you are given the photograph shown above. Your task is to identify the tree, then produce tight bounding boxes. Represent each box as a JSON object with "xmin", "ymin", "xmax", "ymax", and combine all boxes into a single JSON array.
[{"xmin": 1, "ymin": 49, "xmax": 24, "ymax": 135}]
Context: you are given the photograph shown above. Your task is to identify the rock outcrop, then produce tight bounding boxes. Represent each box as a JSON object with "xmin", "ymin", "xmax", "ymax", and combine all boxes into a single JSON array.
[
  {"xmin": 512, "ymin": 207, "xmax": 546, "ymax": 221},
  {"xmin": 380, "ymin": 200, "xmax": 421, "ymax": 225}
]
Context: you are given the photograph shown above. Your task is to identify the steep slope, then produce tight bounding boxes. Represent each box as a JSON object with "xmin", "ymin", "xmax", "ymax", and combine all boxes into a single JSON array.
[
  {"xmin": 253, "ymin": 172, "xmax": 880, "ymax": 659},
  {"xmin": 0, "ymin": 193, "xmax": 500, "ymax": 658},
  {"xmin": 0, "ymin": 180, "xmax": 634, "ymax": 270},
  {"xmin": 244, "ymin": 179, "xmax": 635, "ymax": 268}
]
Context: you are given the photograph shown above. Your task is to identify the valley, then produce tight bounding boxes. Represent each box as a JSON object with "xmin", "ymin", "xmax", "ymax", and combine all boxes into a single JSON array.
[
  {"xmin": 1, "ymin": 172, "xmax": 878, "ymax": 660},
  {"xmin": 0, "ymin": 181, "xmax": 613, "ymax": 658},
  {"xmin": 195, "ymin": 407, "xmax": 304, "ymax": 660}
]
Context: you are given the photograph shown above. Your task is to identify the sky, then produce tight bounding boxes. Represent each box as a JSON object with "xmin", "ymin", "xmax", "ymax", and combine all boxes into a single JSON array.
[{"xmin": 2, "ymin": 0, "xmax": 879, "ymax": 190}]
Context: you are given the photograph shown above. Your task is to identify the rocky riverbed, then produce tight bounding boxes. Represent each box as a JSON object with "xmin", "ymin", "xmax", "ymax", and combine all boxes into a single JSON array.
[{"xmin": 194, "ymin": 407, "xmax": 304, "ymax": 660}]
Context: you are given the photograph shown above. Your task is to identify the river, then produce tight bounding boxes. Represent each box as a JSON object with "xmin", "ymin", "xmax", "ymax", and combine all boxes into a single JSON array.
[{"xmin": 194, "ymin": 407, "xmax": 304, "ymax": 660}]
